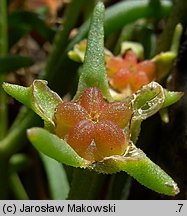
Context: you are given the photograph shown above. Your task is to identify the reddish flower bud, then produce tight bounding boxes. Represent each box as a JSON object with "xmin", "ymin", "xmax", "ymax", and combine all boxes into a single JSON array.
[
  {"xmin": 106, "ymin": 50, "xmax": 156, "ymax": 93},
  {"xmin": 66, "ymin": 119, "xmax": 95, "ymax": 162},
  {"xmin": 54, "ymin": 102, "xmax": 88, "ymax": 138},
  {"xmin": 137, "ymin": 60, "xmax": 156, "ymax": 81},
  {"xmin": 106, "ymin": 57, "xmax": 125, "ymax": 77},
  {"xmin": 80, "ymin": 87, "xmax": 105, "ymax": 121},
  {"xmin": 54, "ymin": 87, "xmax": 130, "ymax": 162},
  {"xmin": 100, "ymin": 101, "xmax": 132, "ymax": 128},
  {"xmin": 109, "ymin": 68, "xmax": 131, "ymax": 90},
  {"xmin": 131, "ymin": 71, "xmax": 149, "ymax": 92},
  {"xmin": 94, "ymin": 120, "xmax": 127, "ymax": 161}
]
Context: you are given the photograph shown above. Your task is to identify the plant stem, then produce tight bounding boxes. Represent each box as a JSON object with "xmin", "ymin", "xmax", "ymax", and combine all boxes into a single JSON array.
[
  {"xmin": 157, "ymin": 0, "xmax": 187, "ymax": 53},
  {"xmin": 68, "ymin": 168, "xmax": 107, "ymax": 200},
  {"xmin": 9, "ymin": 172, "xmax": 29, "ymax": 200},
  {"xmin": 0, "ymin": 110, "xmax": 41, "ymax": 157},
  {"xmin": 0, "ymin": 0, "xmax": 8, "ymax": 139},
  {"xmin": 0, "ymin": 0, "xmax": 9, "ymax": 200},
  {"xmin": 0, "ymin": 0, "xmax": 8, "ymax": 55}
]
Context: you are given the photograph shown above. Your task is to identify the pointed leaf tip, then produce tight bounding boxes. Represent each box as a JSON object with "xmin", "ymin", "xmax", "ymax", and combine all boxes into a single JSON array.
[
  {"xmin": 2, "ymin": 82, "xmax": 32, "ymax": 108},
  {"xmin": 74, "ymin": 1, "xmax": 111, "ymax": 101},
  {"xmin": 3, "ymin": 80, "xmax": 62, "ymax": 128},
  {"xmin": 93, "ymin": 144, "xmax": 179, "ymax": 196}
]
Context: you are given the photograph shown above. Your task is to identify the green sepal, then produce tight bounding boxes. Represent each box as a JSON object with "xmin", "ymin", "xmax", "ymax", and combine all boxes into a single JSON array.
[
  {"xmin": 162, "ymin": 90, "xmax": 183, "ymax": 108},
  {"xmin": 3, "ymin": 80, "xmax": 62, "ymax": 127},
  {"xmin": 154, "ymin": 24, "xmax": 183, "ymax": 81},
  {"xmin": 68, "ymin": 39, "xmax": 112, "ymax": 64},
  {"xmin": 27, "ymin": 127, "xmax": 90, "ymax": 168},
  {"xmin": 132, "ymin": 82, "xmax": 165, "ymax": 119},
  {"xmin": 130, "ymin": 82, "xmax": 165, "ymax": 143},
  {"xmin": 92, "ymin": 143, "xmax": 179, "ymax": 196},
  {"xmin": 153, "ymin": 51, "xmax": 176, "ymax": 81},
  {"xmin": 159, "ymin": 90, "xmax": 183, "ymax": 123},
  {"xmin": 74, "ymin": 2, "xmax": 111, "ymax": 101},
  {"xmin": 121, "ymin": 41, "xmax": 144, "ymax": 59},
  {"xmin": 68, "ymin": 39, "xmax": 87, "ymax": 63}
]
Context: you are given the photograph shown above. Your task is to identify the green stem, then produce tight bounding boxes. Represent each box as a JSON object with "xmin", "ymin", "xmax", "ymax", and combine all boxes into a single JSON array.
[
  {"xmin": 106, "ymin": 173, "xmax": 131, "ymax": 199},
  {"xmin": 9, "ymin": 172, "xmax": 29, "ymax": 200},
  {"xmin": 0, "ymin": 0, "xmax": 8, "ymax": 55},
  {"xmin": 157, "ymin": 0, "xmax": 187, "ymax": 53},
  {"xmin": 0, "ymin": 0, "xmax": 8, "ymax": 139},
  {"xmin": 0, "ymin": 82, "xmax": 8, "ymax": 139},
  {"xmin": 170, "ymin": 23, "xmax": 183, "ymax": 54},
  {"xmin": 68, "ymin": 168, "xmax": 107, "ymax": 200},
  {"xmin": 0, "ymin": 110, "xmax": 41, "ymax": 158}
]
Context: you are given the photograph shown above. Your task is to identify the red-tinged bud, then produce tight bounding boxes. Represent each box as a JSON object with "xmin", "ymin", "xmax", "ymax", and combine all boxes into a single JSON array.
[
  {"xmin": 100, "ymin": 101, "xmax": 132, "ymax": 128},
  {"xmin": 66, "ymin": 119, "xmax": 95, "ymax": 162},
  {"xmin": 106, "ymin": 57, "xmax": 125, "ymax": 77},
  {"xmin": 131, "ymin": 71, "xmax": 149, "ymax": 92},
  {"xmin": 80, "ymin": 87, "xmax": 105, "ymax": 121},
  {"xmin": 137, "ymin": 60, "xmax": 156, "ymax": 81},
  {"xmin": 123, "ymin": 50, "xmax": 137, "ymax": 65},
  {"xmin": 106, "ymin": 50, "xmax": 156, "ymax": 94},
  {"xmin": 110, "ymin": 68, "xmax": 131, "ymax": 90},
  {"xmin": 54, "ymin": 87, "xmax": 130, "ymax": 162},
  {"xmin": 54, "ymin": 102, "xmax": 88, "ymax": 138},
  {"xmin": 94, "ymin": 120, "xmax": 127, "ymax": 161}
]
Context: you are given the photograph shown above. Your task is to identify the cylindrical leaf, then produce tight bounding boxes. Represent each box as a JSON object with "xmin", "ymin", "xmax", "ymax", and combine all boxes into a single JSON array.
[
  {"xmin": 93, "ymin": 144, "xmax": 179, "ymax": 196},
  {"xmin": 27, "ymin": 127, "xmax": 89, "ymax": 168},
  {"xmin": 75, "ymin": 2, "xmax": 111, "ymax": 101}
]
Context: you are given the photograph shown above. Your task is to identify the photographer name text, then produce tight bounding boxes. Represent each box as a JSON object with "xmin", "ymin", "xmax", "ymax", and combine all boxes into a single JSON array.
[{"xmin": 2, "ymin": 203, "xmax": 116, "ymax": 214}]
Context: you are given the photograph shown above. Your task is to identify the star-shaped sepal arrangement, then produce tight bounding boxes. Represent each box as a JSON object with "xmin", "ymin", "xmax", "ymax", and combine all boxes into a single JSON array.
[{"xmin": 2, "ymin": 2, "xmax": 183, "ymax": 196}]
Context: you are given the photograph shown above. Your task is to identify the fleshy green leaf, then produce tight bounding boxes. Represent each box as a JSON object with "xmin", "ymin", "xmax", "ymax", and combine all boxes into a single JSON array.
[
  {"xmin": 0, "ymin": 55, "xmax": 33, "ymax": 74},
  {"xmin": 130, "ymin": 81, "xmax": 165, "ymax": 143},
  {"xmin": 27, "ymin": 127, "xmax": 90, "ymax": 168},
  {"xmin": 93, "ymin": 143, "xmax": 179, "ymax": 196},
  {"xmin": 3, "ymin": 80, "xmax": 62, "ymax": 127},
  {"xmin": 74, "ymin": 2, "xmax": 111, "ymax": 101},
  {"xmin": 2, "ymin": 82, "xmax": 32, "ymax": 107}
]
